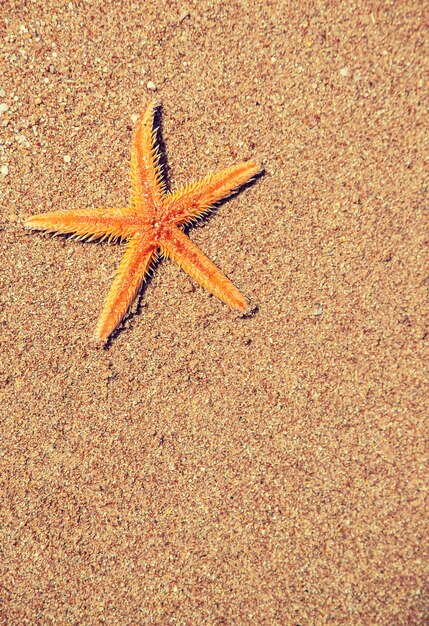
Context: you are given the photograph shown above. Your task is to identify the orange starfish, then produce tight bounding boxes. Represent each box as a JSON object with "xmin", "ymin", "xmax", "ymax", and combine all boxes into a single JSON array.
[{"xmin": 25, "ymin": 101, "xmax": 260, "ymax": 342}]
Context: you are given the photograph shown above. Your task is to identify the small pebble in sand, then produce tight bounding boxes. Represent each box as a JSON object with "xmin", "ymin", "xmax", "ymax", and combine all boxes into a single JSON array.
[
  {"xmin": 0, "ymin": 103, "xmax": 9, "ymax": 114},
  {"xmin": 147, "ymin": 80, "xmax": 157, "ymax": 91},
  {"xmin": 1, "ymin": 164, "xmax": 9, "ymax": 176},
  {"xmin": 340, "ymin": 67, "xmax": 350, "ymax": 77},
  {"xmin": 16, "ymin": 134, "xmax": 30, "ymax": 147},
  {"xmin": 63, "ymin": 154, "xmax": 71, "ymax": 163},
  {"xmin": 131, "ymin": 113, "xmax": 139, "ymax": 124},
  {"xmin": 313, "ymin": 303, "xmax": 324, "ymax": 316},
  {"xmin": 179, "ymin": 10, "xmax": 190, "ymax": 22},
  {"xmin": 0, "ymin": 89, "xmax": 5, "ymax": 98}
]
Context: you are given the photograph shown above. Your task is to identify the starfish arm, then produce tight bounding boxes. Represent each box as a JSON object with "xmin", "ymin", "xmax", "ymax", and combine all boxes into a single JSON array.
[
  {"xmin": 164, "ymin": 160, "xmax": 260, "ymax": 225},
  {"xmin": 161, "ymin": 227, "xmax": 248, "ymax": 312},
  {"xmin": 130, "ymin": 100, "xmax": 165, "ymax": 213},
  {"xmin": 95, "ymin": 235, "xmax": 156, "ymax": 342},
  {"xmin": 24, "ymin": 208, "xmax": 140, "ymax": 242}
]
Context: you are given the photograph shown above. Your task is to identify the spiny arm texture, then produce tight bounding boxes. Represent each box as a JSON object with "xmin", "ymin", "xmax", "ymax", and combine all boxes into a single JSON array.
[{"xmin": 25, "ymin": 101, "xmax": 261, "ymax": 342}]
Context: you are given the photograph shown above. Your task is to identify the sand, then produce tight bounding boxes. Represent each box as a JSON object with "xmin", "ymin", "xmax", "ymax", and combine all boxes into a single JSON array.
[{"xmin": 1, "ymin": 1, "xmax": 428, "ymax": 623}]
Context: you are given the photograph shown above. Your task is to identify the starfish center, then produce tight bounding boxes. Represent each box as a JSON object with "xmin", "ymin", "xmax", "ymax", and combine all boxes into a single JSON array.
[{"xmin": 150, "ymin": 218, "xmax": 165, "ymax": 242}]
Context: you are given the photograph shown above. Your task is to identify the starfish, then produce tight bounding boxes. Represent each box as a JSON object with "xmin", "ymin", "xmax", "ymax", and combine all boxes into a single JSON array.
[{"xmin": 25, "ymin": 101, "xmax": 260, "ymax": 342}]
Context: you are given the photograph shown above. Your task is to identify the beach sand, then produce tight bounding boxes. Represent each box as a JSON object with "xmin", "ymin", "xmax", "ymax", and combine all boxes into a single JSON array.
[{"xmin": 1, "ymin": 1, "xmax": 428, "ymax": 623}]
